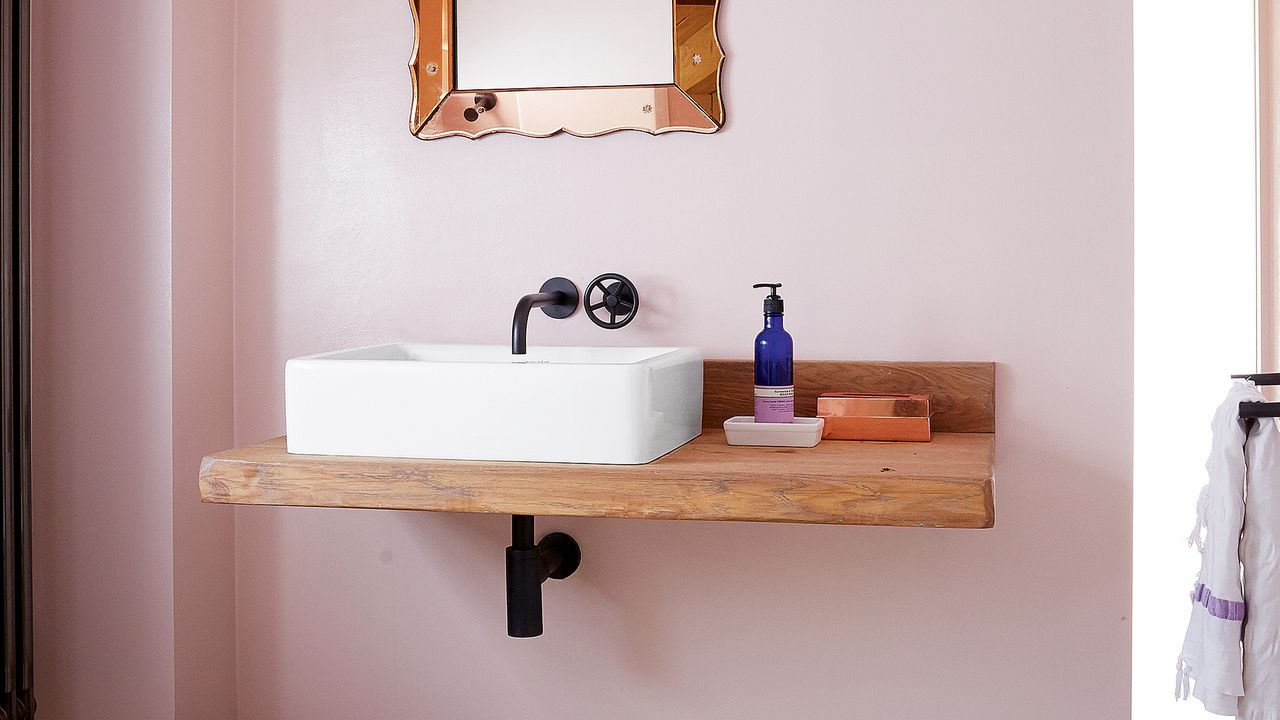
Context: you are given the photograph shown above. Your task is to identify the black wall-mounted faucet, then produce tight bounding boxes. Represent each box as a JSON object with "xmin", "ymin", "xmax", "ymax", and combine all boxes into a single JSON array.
[
  {"xmin": 511, "ymin": 277, "xmax": 579, "ymax": 355},
  {"xmin": 501, "ymin": 273, "xmax": 640, "ymax": 636}
]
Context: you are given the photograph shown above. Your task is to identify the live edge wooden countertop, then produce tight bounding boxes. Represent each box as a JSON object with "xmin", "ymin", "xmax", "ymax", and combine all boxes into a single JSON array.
[
  {"xmin": 201, "ymin": 431, "xmax": 993, "ymax": 528},
  {"xmin": 199, "ymin": 360, "xmax": 996, "ymax": 529}
]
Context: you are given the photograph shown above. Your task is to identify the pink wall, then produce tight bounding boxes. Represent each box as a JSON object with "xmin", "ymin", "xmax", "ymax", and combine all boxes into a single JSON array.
[
  {"xmin": 32, "ymin": 1, "xmax": 240, "ymax": 716},
  {"xmin": 231, "ymin": 1, "xmax": 1133, "ymax": 719},
  {"xmin": 31, "ymin": 1, "xmax": 178, "ymax": 717},
  {"xmin": 24, "ymin": 0, "xmax": 1135, "ymax": 715},
  {"xmin": 172, "ymin": 0, "xmax": 238, "ymax": 716}
]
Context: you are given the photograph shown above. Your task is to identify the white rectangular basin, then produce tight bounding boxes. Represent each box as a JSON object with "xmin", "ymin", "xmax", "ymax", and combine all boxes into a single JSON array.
[{"xmin": 285, "ymin": 344, "xmax": 704, "ymax": 464}]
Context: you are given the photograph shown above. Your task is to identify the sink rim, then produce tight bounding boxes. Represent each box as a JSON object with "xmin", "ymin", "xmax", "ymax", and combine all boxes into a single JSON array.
[{"xmin": 291, "ymin": 342, "xmax": 696, "ymax": 367}]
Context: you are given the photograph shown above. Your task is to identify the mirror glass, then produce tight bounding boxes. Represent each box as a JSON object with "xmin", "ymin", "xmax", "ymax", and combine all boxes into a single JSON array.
[{"xmin": 456, "ymin": 0, "xmax": 675, "ymax": 90}]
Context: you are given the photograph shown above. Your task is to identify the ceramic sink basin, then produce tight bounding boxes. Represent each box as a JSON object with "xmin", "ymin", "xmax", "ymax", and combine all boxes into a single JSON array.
[{"xmin": 285, "ymin": 344, "xmax": 704, "ymax": 464}]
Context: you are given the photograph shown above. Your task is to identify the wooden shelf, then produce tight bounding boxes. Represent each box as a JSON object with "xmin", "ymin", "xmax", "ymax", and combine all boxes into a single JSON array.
[
  {"xmin": 201, "ymin": 431, "xmax": 993, "ymax": 528},
  {"xmin": 199, "ymin": 360, "xmax": 996, "ymax": 529}
]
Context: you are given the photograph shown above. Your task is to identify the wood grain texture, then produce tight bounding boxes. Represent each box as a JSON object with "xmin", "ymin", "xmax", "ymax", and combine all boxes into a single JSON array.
[
  {"xmin": 703, "ymin": 361, "xmax": 996, "ymax": 433},
  {"xmin": 201, "ymin": 432, "xmax": 994, "ymax": 528}
]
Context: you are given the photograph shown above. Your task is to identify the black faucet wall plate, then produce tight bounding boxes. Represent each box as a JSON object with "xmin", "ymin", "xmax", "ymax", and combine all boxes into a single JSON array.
[{"xmin": 537, "ymin": 277, "xmax": 579, "ymax": 319}]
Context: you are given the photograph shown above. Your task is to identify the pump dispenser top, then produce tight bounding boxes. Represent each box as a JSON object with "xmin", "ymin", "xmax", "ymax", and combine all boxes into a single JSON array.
[{"xmin": 753, "ymin": 283, "xmax": 784, "ymax": 315}]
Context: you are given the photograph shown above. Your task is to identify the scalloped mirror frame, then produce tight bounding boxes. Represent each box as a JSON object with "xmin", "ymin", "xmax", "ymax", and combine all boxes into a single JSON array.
[{"xmin": 407, "ymin": 0, "xmax": 724, "ymax": 140}]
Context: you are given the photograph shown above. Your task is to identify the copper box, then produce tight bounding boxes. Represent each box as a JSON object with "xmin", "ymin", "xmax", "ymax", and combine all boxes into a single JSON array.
[{"xmin": 816, "ymin": 393, "xmax": 932, "ymax": 442}]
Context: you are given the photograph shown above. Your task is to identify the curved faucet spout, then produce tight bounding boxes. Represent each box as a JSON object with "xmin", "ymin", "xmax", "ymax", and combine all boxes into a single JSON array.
[
  {"xmin": 511, "ymin": 278, "xmax": 580, "ymax": 355},
  {"xmin": 512, "ymin": 292, "xmax": 565, "ymax": 355}
]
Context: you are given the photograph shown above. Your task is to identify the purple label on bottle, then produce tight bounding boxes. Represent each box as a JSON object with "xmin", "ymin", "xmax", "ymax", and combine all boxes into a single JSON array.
[{"xmin": 754, "ymin": 385, "xmax": 795, "ymax": 423}]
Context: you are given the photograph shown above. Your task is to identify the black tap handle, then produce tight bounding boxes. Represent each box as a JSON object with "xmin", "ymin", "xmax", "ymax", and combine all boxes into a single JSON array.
[{"xmin": 585, "ymin": 273, "xmax": 639, "ymax": 330}]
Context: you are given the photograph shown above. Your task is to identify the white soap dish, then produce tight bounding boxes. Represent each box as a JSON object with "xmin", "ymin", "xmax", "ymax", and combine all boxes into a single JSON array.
[{"xmin": 723, "ymin": 416, "xmax": 825, "ymax": 448}]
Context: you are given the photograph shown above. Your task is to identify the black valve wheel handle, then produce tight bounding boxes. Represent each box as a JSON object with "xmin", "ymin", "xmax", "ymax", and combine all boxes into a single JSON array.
[{"xmin": 584, "ymin": 273, "xmax": 639, "ymax": 329}]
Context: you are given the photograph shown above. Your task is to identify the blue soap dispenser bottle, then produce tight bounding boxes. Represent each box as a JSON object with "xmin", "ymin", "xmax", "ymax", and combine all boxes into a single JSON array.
[{"xmin": 752, "ymin": 283, "xmax": 794, "ymax": 423}]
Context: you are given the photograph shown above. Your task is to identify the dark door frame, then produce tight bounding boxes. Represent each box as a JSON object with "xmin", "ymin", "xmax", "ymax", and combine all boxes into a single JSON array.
[{"xmin": 0, "ymin": 0, "xmax": 32, "ymax": 716}]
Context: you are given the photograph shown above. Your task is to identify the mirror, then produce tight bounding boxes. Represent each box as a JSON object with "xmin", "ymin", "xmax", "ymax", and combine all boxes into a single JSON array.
[
  {"xmin": 455, "ymin": 0, "xmax": 675, "ymax": 90},
  {"xmin": 408, "ymin": 0, "xmax": 724, "ymax": 139}
]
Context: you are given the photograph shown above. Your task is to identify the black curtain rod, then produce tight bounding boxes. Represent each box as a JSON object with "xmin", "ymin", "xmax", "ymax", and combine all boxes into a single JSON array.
[
  {"xmin": 1233, "ymin": 373, "xmax": 1280, "ymax": 385},
  {"xmin": 1233, "ymin": 374, "xmax": 1280, "ymax": 418},
  {"xmin": 1240, "ymin": 402, "xmax": 1280, "ymax": 419}
]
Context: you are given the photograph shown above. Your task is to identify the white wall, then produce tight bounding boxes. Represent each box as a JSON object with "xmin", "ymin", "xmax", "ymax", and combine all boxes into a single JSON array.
[{"xmin": 1133, "ymin": 2, "xmax": 1259, "ymax": 717}]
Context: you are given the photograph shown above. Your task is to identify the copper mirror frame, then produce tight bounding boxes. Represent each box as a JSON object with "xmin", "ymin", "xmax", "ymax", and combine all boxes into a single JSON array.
[{"xmin": 407, "ymin": 0, "xmax": 724, "ymax": 140}]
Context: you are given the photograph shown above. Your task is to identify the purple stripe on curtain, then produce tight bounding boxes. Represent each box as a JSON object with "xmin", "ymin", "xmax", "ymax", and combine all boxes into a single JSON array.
[{"xmin": 1192, "ymin": 582, "xmax": 1247, "ymax": 621}]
